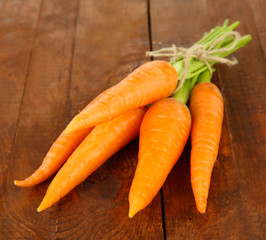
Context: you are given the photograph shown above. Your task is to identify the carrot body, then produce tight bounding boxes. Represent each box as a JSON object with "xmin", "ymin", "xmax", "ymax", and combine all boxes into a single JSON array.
[
  {"xmin": 65, "ymin": 61, "xmax": 177, "ymax": 134},
  {"xmin": 129, "ymin": 98, "xmax": 191, "ymax": 218},
  {"xmin": 14, "ymin": 128, "xmax": 92, "ymax": 187},
  {"xmin": 190, "ymin": 82, "xmax": 224, "ymax": 213},
  {"xmin": 37, "ymin": 107, "xmax": 147, "ymax": 212}
]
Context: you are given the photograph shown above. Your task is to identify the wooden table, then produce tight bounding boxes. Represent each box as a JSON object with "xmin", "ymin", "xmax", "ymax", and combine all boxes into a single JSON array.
[{"xmin": 0, "ymin": 0, "xmax": 265, "ymax": 239}]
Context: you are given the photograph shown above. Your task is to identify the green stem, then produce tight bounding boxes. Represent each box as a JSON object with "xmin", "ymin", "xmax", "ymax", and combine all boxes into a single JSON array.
[
  {"xmin": 201, "ymin": 26, "xmax": 228, "ymax": 47},
  {"xmin": 196, "ymin": 20, "xmax": 229, "ymax": 46},
  {"xmin": 219, "ymin": 35, "xmax": 252, "ymax": 57},
  {"xmin": 197, "ymin": 69, "xmax": 211, "ymax": 83},
  {"xmin": 173, "ymin": 34, "xmax": 252, "ymax": 80},
  {"xmin": 203, "ymin": 22, "xmax": 239, "ymax": 49},
  {"xmin": 196, "ymin": 26, "xmax": 221, "ymax": 45},
  {"xmin": 168, "ymin": 20, "xmax": 251, "ymax": 104},
  {"xmin": 172, "ymin": 75, "xmax": 199, "ymax": 104}
]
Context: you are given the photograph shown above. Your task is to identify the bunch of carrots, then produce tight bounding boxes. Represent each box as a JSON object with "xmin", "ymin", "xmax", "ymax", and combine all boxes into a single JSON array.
[{"xmin": 15, "ymin": 20, "xmax": 251, "ymax": 217}]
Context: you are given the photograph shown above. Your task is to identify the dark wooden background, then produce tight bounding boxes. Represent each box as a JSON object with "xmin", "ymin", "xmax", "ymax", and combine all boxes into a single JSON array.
[{"xmin": 0, "ymin": 0, "xmax": 265, "ymax": 239}]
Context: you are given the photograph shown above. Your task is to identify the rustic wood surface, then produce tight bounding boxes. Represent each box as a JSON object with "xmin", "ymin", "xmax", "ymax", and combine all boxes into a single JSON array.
[{"xmin": 0, "ymin": 0, "xmax": 265, "ymax": 239}]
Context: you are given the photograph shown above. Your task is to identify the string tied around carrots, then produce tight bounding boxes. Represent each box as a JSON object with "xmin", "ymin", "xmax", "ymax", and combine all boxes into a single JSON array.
[{"xmin": 146, "ymin": 31, "xmax": 241, "ymax": 93}]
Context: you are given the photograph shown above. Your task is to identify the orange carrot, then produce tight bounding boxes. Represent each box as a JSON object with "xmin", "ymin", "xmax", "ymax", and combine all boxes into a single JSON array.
[
  {"xmin": 37, "ymin": 107, "xmax": 147, "ymax": 212},
  {"xmin": 129, "ymin": 98, "xmax": 191, "ymax": 218},
  {"xmin": 65, "ymin": 61, "xmax": 177, "ymax": 134},
  {"xmin": 190, "ymin": 82, "xmax": 224, "ymax": 213},
  {"xmin": 14, "ymin": 128, "xmax": 92, "ymax": 187}
]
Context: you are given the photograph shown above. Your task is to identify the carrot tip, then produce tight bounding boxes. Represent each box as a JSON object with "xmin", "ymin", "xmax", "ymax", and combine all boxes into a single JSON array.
[
  {"xmin": 64, "ymin": 126, "xmax": 73, "ymax": 135},
  {"xmin": 198, "ymin": 207, "xmax": 206, "ymax": 214},
  {"xmin": 14, "ymin": 180, "xmax": 25, "ymax": 187},
  {"xmin": 199, "ymin": 209, "xmax": 206, "ymax": 214},
  {"xmin": 64, "ymin": 122, "xmax": 73, "ymax": 134},
  {"xmin": 128, "ymin": 209, "xmax": 135, "ymax": 218},
  {"xmin": 37, "ymin": 202, "xmax": 46, "ymax": 212},
  {"xmin": 196, "ymin": 198, "xmax": 207, "ymax": 214},
  {"xmin": 13, "ymin": 179, "xmax": 34, "ymax": 188},
  {"xmin": 37, "ymin": 200, "xmax": 47, "ymax": 213},
  {"xmin": 128, "ymin": 196, "xmax": 145, "ymax": 218}
]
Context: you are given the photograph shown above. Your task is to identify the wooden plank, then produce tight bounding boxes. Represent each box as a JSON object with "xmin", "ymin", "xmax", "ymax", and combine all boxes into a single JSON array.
[
  {"xmin": 0, "ymin": 0, "xmax": 41, "ymax": 194},
  {"xmin": 150, "ymin": 0, "xmax": 265, "ymax": 239},
  {"xmin": 248, "ymin": 0, "xmax": 266, "ymax": 57},
  {"xmin": 0, "ymin": 0, "xmax": 80, "ymax": 238},
  {"xmin": 51, "ymin": 0, "xmax": 164, "ymax": 239},
  {"xmin": 161, "ymin": 119, "xmax": 242, "ymax": 239},
  {"xmin": 216, "ymin": 0, "xmax": 266, "ymax": 239}
]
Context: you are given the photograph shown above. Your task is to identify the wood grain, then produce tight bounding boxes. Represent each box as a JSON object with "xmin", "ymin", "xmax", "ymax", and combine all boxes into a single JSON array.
[
  {"xmin": 0, "ymin": 0, "xmax": 80, "ymax": 238},
  {"xmin": 52, "ymin": 0, "xmax": 163, "ymax": 239},
  {"xmin": 216, "ymin": 0, "xmax": 266, "ymax": 239},
  {"xmin": 150, "ymin": 0, "xmax": 265, "ymax": 239},
  {"xmin": 248, "ymin": 0, "xmax": 266, "ymax": 58},
  {"xmin": 0, "ymin": 0, "xmax": 41, "ymax": 195},
  {"xmin": 0, "ymin": 0, "xmax": 265, "ymax": 239}
]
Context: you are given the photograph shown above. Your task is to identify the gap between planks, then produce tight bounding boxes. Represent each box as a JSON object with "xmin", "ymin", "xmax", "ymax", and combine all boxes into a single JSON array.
[
  {"xmin": 0, "ymin": 0, "xmax": 44, "ymax": 201},
  {"xmin": 147, "ymin": 0, "xmax": 167, "ymax": 239}
]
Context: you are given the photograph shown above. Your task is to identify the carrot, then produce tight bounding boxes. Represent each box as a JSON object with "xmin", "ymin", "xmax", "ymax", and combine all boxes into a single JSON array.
[
  {"xmin": 129, "ymin": 98, "xmax": 191, "ymax": 218},
  {"xmin": 145, "ymin": 20, "xmax": 251, "ymax": 214},
  {"xmin": 37, "ymin": 107, "xmax": 147, "ymax": 212},
  {"xmin": 14, "ymin": 128, "xmax": 92, "ymax": 187},
  {"xmin": 64, "ymin": 60, "xmax": 177, "ymax": 134},
  {"xmin": 190, "ymin": 81, "xmax": 224, "ymax": 213}
]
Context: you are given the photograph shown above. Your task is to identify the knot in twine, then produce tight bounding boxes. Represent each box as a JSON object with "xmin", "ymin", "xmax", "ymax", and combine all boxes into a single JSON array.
[{"xmin": 146, "ymin": 31, "xmax": 240, "ymax": 93}]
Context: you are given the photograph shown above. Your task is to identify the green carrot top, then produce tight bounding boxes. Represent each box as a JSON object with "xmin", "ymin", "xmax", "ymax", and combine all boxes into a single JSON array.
[{"xmin": 146, "ymin": 19, "xmax": 251, "ymax": 104}]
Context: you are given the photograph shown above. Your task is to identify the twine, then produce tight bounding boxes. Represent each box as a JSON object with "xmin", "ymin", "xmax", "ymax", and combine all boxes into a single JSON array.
[{"xmin": 146, "ymin": 31, "xmax": 240, "ymax": 93}]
